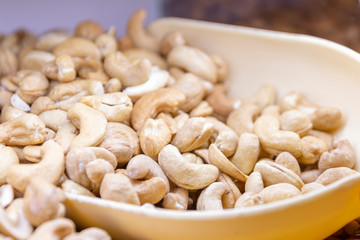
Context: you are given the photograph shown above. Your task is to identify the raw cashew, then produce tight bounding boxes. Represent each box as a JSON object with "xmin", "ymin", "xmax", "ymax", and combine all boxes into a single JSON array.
[
  {"xmin": 171, "ymin": 73, "xmax": 205, "ymax": 112},
  {"xmin": 95, "ymin": 31, "xmax": 117, "ymax": 58},
  {"xmin": 210, "ymin": 55, "xmax": 228, "ymax": 82},
  {"xmin": 171, "ymin": 117, "xmax": 213, "ymax": 152},
  {"xmin": 1, "ymin": 104, "xmax": 25, "ymax": 123},
  {"xmin": 15, "ymin": 71, "xmax": 49, "ymax": 104},
  {"xmin": 99, "ymin": 122, "xmax": 140, "ymax": 165},
  {"xmin": 100, "ymin": 172, "xmax": 140, "ymax": 205},
  {"xmin": 0, "ymin": 113, "xmax": 46, "ymax": 146},
  {"xmin": 301, "ymin": 169, "xmax": 321, "ymax": 184},
  {"xmin": 64, "ymin": 227, "xmax": 111, "ymax": 240},
  {"xmin": 126, "ymin": 9, "xmax": 159, "ymax": 52},
  {"xmin": 74, "ymin": 20, "xmax": 103, "ymax": 40},
  {"xmin": 0, "ymin": 199, "xmax": 33, "ymax": 239},
  {"xmin": 23, "ymin": 145, "xmax": 42, "ymax": 162},
  {"xmin": 42, "ymin": 54, "xmax": 76, "ymax": 83},
  {"xmin": 206, "ymin": 84, "xmax": 241, "ymax": 117},
  {"xmin": 85, "ymin": 159, "xmax": 114, "ymax": 192},
  {"xmin": 245, "ymin": 172, "xmax": 264, "ymax": 194},
  {"xmin": 217, "ymin": 173, "xmax": 241, "ymax": 209},
  {"xmin": 156, "ymin": 112, "xmax": 177, "ymax": 135},
  {"xmin": 160, "ymin": 32, "xmax": 186, "ymax": 56},
  {"xmin": 206, "ymin": 117, "xmax": 238, "ymax": 157},
  {"xmin": 258, "ymin": 183, "xmax": 301, "ymax": 203},
  {"xmin": 261, "ymin": 105, "xmax": 280, "ymax": 118},
  {"xmin": 227, "ymin": 104, "xmax": 260, "ymax": 136},
  {"xmin": 235, "ymin": 192, "xmax": 263, "ymax": 208},
  {"xmin": 7, "ymin": 140, "xmax": 64, "ymax": 193},
  {"xmin": 122, "ymin": 66, "xmax": 169, "ymax": 101},
  {"xmin": 306, "ymin": 129, "xmax": 333, "ymax": 150},
  {"xmin": 0, "ymin": 185, "xmax": 14, "ymax": 208},
  {"xmin": 254, "ymin": 160, "xmax": 304, "ymax": 189},
  {"xmin": 132, "ymin": 177, "xmax": 168, "ymax": 205},
  {"xmin": 253, "ymin": 115, "xmax": 302, "ymax": 157},
  {"xmin": 65, "ymin": 147, "xmax": 117, "ymax": 190},
  {"xmin": 190, "ymin": 101, "xmax": 213, "ymax": 118},
  {"xmin": 0, "ymin": 89, "xmax": 12, "ymax": 109},
  {"xmin": 298, "ymin": 136, "xmax": 328, "ymax": 165},
  {"xmin": 0, "ymin": 146, "xmax": 19, "ymax": 185},
  {"xmin": 53, "ymin": 37, "xmax": 101, "ymax": 60},
  {"xmin": 27, "ymin": 218, "xmax": 75, "ymax": 240},
  {"xmin": 35, "ymin": 30, "xmax": 71, "ymax": 52},
  {"xmin": 231, "ymin": 133, "xmax": 260, "ymax": 174},
  {"xmin": 168, "ymin": 45, "xmax": 217, "ymax": 83},
  {"xmin": 30, "ymin": 96, "xmax": 57, "ymax": 115},
  {"xmin": 197, "ymin": 182, "xmax": 226, "ymax": 211},
  {"xmin": 158, "ymin": 144, "xmax": 219, "ymax": 190},
  {"xmin": 131, "ymin": 88, "xmax": 186, "ymax": 131},
  {"xmin": 80, "ymin": 92, "xmax": 132, "ymax": 122},
  {"xmin": 0, "ymin": 47, "xmax": 18, "ymax": 78},
  {"xmin": 279, "ymin": 91, "xmax": 342, "ymax": 131},
  {"xmin": 318, "ymin": 140, "xmax": 356, "ymax": 172},
  {"xmin": 316, "ymin": 167, "xmax": 358, "ymax": 186},
  {"xmin": 124, "ymin": 48, "xmax": 167, "ymax": 69},
  {"xmin": 104, "ymin": 78, "xmax": 122, "ymax": 93},
  {"xmin": 104, "ymin": 51, "xmax": 152, "ymax": 88},
  {"xmin": 243, "ymin": 84, "xmax": 276, "ymax": 111},
  {"xmin": 68, "ymin": 103, "xmax": 107, "ymax": 148},
  {"xmin": 275, "ymin": 152, "xmax": 301, "ymax": 176},
  {"xmin": 280, "ymin": 110, "xmax": 312, "ymax": 137},
  {"xmin": 20, "ymin": 50, "xmax": 55, "ymax": 72},
  {"xmin": 140, "ymin": 119, "xmax": 172, "ymax": 159},
  {"xmin": 23, "ymin": 177, "xmax": 65, "ymax": 226},
  {"xmin": 301, "ymin": 182, "xmax": 325, "ymax": 194},
  {"xmin": 61, "ymin": 180, "xmax": 95, "ymax": 197},
  {"xmin": 162, "ymin": 187, "xmax": 188, "ymax": 211}
]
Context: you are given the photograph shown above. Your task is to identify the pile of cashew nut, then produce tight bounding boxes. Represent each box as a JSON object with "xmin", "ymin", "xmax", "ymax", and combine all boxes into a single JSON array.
[{"xmin": 0, "ymin": 8, "xmax": 359, "ymax": 239}]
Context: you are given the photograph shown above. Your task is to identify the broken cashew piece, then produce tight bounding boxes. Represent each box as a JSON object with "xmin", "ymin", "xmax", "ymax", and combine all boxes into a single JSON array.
[{"xmin": 158, "ymin": 144, "xmax": 219, "ymax": 190}]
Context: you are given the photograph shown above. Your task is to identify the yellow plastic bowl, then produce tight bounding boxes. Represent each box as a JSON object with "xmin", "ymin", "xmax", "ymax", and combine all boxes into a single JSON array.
[{"xmin": 65, "ymin": 18, "xmax": 360, "ymax": 240}]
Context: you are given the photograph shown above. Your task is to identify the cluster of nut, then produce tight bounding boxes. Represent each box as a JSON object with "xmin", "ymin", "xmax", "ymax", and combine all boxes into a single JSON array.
[{"xmin": 0, "ymin": 8, "xmax": 359, "ymax": 238}]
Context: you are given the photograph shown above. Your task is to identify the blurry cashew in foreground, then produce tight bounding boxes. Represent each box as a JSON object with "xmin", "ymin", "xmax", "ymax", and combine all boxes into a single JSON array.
[
  {"xmin": 158, "ymin": 144, "xmax": 219, "ymax": 190},
  {"xmin": 27, "ymin": 218, "xmax": 75, "ymax": 240},
  {"xmin": 7, "ymin": 140, "xmax": 64, "ymax": 193},
  {"xmin": 0, "ymin": 146, "xmax": 19, "ymax": 185}
]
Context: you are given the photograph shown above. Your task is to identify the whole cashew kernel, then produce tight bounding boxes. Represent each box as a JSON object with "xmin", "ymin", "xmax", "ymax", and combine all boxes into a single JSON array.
[
  {"xmin": 99, "ymin": 122, "xmax": 140, "ymax": 165},
  {"xmin": 298, "ymin": 136, "xmax": 328, "ymax": 165},
  {"xmin": 95, "ymin": 32, "xmax": 117, "ymax": 58},
  {"xmin": 0, "ymin": 185, "xmax": 14, "ymax": 209},
  {"xmin": 261, "ymin": 105, "xmax": 280, "ymax": 118},
  {"xmin": 0, "ymin": 113, "xmax": 46, "ymax": 146},
  {"xmin": 53, "ymin": 37, "xmax": 101, "ymax": 60},
  {"xmin": 210, "ymin": 55, "xmax": 228, "ymax": 82},
  {"xmin": 190, "ymin": 101, "xmax": 213, "ymax": 118},
  {"xmin": 158, "ymin": 144, "xmax": 219, "ymax": 190},
  {"xmin": 42, "ymin": 54, "xmax": 76, "ymax": 83},
  {"xmin": 140, "ymin": 119, "xmax": 172, "ymax": 159},
  {"xmin": 27, "ymin": 218, "xmax": 75, "ymax": 240},
  {"xmin": 1, "ymin": 104, "xmax": 25, "ymax": 123},
  {"xmin": 253, "ymin": 115, "xmax": 302, "ymax": 157},
  {"xmin": 156, "ymin": 112, "xmax": 177, "ymax": 135},
  {"xmin": 104, "ymin": 78, "xmax": 122, "ymax": 93},
  {"xmin": 126, "ymin": 9, "xmax": 159, "ymax": 52},
  {"xmin": 217, "ymin": 173, "xmax": 241, "ymax": 209},
  {"xmin": 61, "ymin": 179, "xmax": 95, "ymax": 197},
  {"xmin": 15, "ymin": 71, "xmax": 49, "ymax": 104},
  {"xmin": 274, "ymin": 152, "xmax": 301, "ymax": 176},
  {"xmin": 80, "ymin": 92, "xmax": 132, "ymax": 122},
  {"xmin": 258, "ymin": 183, "xmax": 301, "ymax": 203},
  {"xmin": 197, "ymin": 182, "xmax": 226, "ymax": 211},
  {"xmin": 20, "ymin": 50, "xmax": 55, "ymax": 72},
  {"xmin": 306, "ymin": 129, "xmax": 333, "ymax": 150},
  {"xmin": 23, "ymin": 177, "xmax": 65, "ymax": 226},
  {"xmin": 68, "ymin": 103, "xmax": 107, "ymax": 148},
  {"xmin": 64, "ymin": 227, "xmax": 111, "ymax": 240},
  {"xmin": 124, "ymin": 48, "xmax": 167, "ymax": 69},
  {"xmin": 235, "ymin": 192, "xmax": 263, "ymax": 208},
  {"xmin": 316, "ymin": 167, "xmax": 358, "ymax": 186},
  {"xmin": 301, "ymin": 182, "xmax": 325, "ymax": 194},
  {"xmin": 35, "ymin": 30, "xmax": 71, "ymax": 52},
  {"xmin": 74, "ymin": 20, "xmax": 103, "ymax": 41},
  {"xmin": 160, "ymin": 32, "xmax": 186, "ymax": 56},
  {"xmin": 227, "ymin": 104, "xmax": 260, "ymax": 136},
  {"xmin": 318, "ymin": 139, "xmax": 356, "ymax": 172},
  {"xmin": 0, "ymin": 146, "xmax": 19, "ymax": 185},
  {"xmin": 171, "ymin": 117, "xmax": 213, "ymax": 152},
  {"xmin": 280, "ymin": 110, "xmax": 312, "ymax": 137},
  {"xmin": 162, "ymin": 187, "xmax": 189, "ymax": 211},
  {"xmin": 0, "ymin": 47, "xmax": 18, "ymax": 78},
  {"xmin": 168, "ymin": 45, "xmax": 217, "ymax": 83},
  {"xmin": 245, "ymin": 172, "xmax": 264, "ymax": 194},
  {"xmin": 131, "ymin": 88, "xmax": 186, "ymax": 131},
  {"xmin": 301, "ymin": 169, "xmax": 321, "ymax": 184},
  {"xmin": 254, "ymin": 160, "xmax": 304, "ymax": 189},
  {"xmin": 243, "ymin": 84, "xmax": 276, "ymax": 111},
  {"xmin": 132, "ymin": 177, "xmax": 168, "ymax": 205},
  {"xmin": 7, "ymin": 140, "xmax": 64, "ymax": 193},
  {"xmin": 30, "ymin": 96, "xmax": 57, "ymax": 115},
  {"xmin": 206, "ymin": 84, "xmax": 241, "ymax": 117},
  {"xmin": 231, "ymin": 133, "xmax": 260, "ymax": 174}
]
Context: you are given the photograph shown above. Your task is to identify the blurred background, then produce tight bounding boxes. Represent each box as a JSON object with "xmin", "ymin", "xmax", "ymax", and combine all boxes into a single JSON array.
[{"xmin": 1, "ymin": 0, "xmax": 360, "ymax": 52}]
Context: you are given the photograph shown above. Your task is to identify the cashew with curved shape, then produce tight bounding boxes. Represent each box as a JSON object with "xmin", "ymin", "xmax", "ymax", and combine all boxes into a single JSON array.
[
  {"xmin": 158, "ymin": 144, "xmax": 219, "ymax": 190},
  {"xmin": 0, "ymin": 146, "xmax": 19, "ymax": 185},
  {"xmin": 206, "ymin": 117, "xmax": 238, "ymax": 157},
  {"xmin": 279, "ymin": 91, "xmax": 342, "ymax": 131},
  {"xmin": 122, "ymin": 66, "xmax": 169, "ymax": 101},
  {"xmin": 235, "ymin": 192, "xmax": 263, "ymax": 208},
  {"xmin": 23, "ymin": 177, "xmax": 65, "ymax": 226},
  {"xmin": 7, "ymin": 140, "xmax": 64, "ymax": 193},
  {"xmin": 227, "ymin": 104, "xmax": 260, "ymax": 136},
  {"xmin": 15, "ymin": 71, "xmax": 49, "ymax": 104},
  {"xmin": 197, "ymin": 182, "xmax": 226, "ymax": 211},
  {"xmin": 280, "ymin": 110, "xmax": 312, "ymax": 137},
  {"xmin": 156, "ymin": 112, "xmax": 177, "ymax": 135},
  {"xmin": 66, "ymin": 147, "xmax": 117, "ymax": 190},
  {"xmin": 182, "ymin": 153, "xmax": 204, "ymax": 164},
  {"xmin": 253, "ymin": 115, "xmax": 302, "ymax": 157},
  {"xmin": 74, "ymin": 20, "xmax": 103, "ymax": 40},
  {"xmin": 126, "ymin": 9, "xmax": 159, "ymax": 52},
  {"xmin": 131, "ymin": 88, "xmax": 186, "ymax": 131},
  {"xmin": 0, "ymin": 199, "xmax": 33, "ymax": 239},
  {"xmin": 53, "ymin": 37, "xmax": 101, "ymax": 60},
  {"xmin": 99, "ymin": 122, "xmax": 140, "ymax": 165},
  {"xmin": 80, "ymin": 92, "xmax": 132, "ymax": 123},
  {"xmin": 124, "ymin": 48, "xmax": 167, "ymax": 69},
  {"xmin": 27, "ymin": 218, "xmax": 75, "ymax": 240},
  {"xmin": 245, "ymin": 172, "xmax": 264, "ymax": 194},
  {"xmin": 300, "ymin": 169, "xmax": 321, "ymax": 184},
  {"xmin": 104, "ymin": 78, "xmax": 122, "ymax": 93},
  {"xmin": 316, "ymin": 167, "xmax": 358, "ymax": 186},
  {"xmin": 42, "ymin": 54, "xmax": 76, "ymax": 83},
  {"xmin": 23, "ymin": 145, "xmax": 42, "ymax": 162},
  {"xmin": 217, "ymin": 173, "xmax": 241, "ymax": 209},
  {"xmin": 275, "ymin": 152, "xmax": 301, "ymax": 176},
  {"xmin": 104, "ymin": 51, "xmax": 152, "ymax": 88},
  {"xmin": 61, "ymin": 180, "xmax": 95, "ymax": 197},
  {"xmin": 318, "ymin": 139, "xmax": 356, "ymax": 172},
  {"xmin": 68, "ymin": 103, "xmax": 107, "ymax": 148},
  {"xmin": 64, "ymin": 227, "xmax": 111, "ymax": 240},
  {"xmin": 258, "ymin": 183, "xmax": 301, "ymax": 203},
  {"xmin": 298, "ymin": 136, "xmax": 328, "ymax": 165},
  {"xmin": 231, "ymin": 133, "xmax": 260, "ymax": 175},
  {"xmin": 162, "ymin": 187, "xmax": 188, "ymax": 211},
  {"xmin": 1, "ymin": 104, "xmax": 25, "ymax": 123},
  {"xmin": 35, "ymin": 30, "xmax": 71, "ymax": 52},
  {"xmin": 301, "ymin": 182, "xmax": 325, "ymax": 194},
  {"xmin": 167, "ymin": 45, "xmax": 217, "ymax": 83},
  {"xmin": 159, "ymin": 31, "xmax": 186, "ymax": 56},
  {"xmin": 140, "ymin": 119, "xmax": 172, "ymax": 159},
  {"xmin": 100, "ymin": 172, "xmax": 140, "ymax": 205},
  {"xmin": 132, "ymin": 177, "xmax": 168, "ymax": 205},
  {"xmin": 242, "ymin": 84, "xmax": 276, "ymax": 111},
  {"xmin": 206, "ymin": 84, "xmax": 241, "ymax": 117},
  {"xmin": 171, "ymin": 117, "xmax": 213, "ymax": 152},
  {"xmin": 0, "ymin": 185, "xmax": 14, "ymax": 208},
  {"xmin": 95, "ymin": 32, "xmax": 117, "ymax": 58},
  {"xmin": 0, "ymin": 113, "xmax": 46, "ymax": 146},
  {"xmin": 85, "ymin": 159, "xmax": 114, "ymax": 193},
  {"xmin": 30, "ymin": 96, "xmax": 57, "ymax": 115},
  {"xmin": 171, "ymin": 73, "xmax": 205, "ymax": 112},
  {"xmin": 20, "ymin": 50, "xmax": 55, "ymax": 72},
  {"xmin": 306, "ymin": 129, "xmax": 333, "ymax": 150}
]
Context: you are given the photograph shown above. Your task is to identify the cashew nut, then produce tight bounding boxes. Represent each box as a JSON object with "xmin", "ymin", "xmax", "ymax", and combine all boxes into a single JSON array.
[
  {"xmin": 20, "ymin": 50, "xmax": 55, "ymax": 72},
  {"xmin": 131, "ymin": 88, "xmax": 186, "ymax": 131},
  {"xmin": 190, "ymin": 101, "xmax": 213, "ymax": 118},
  {"xmin": 64, "ymin": 227, "xmax": 111, "ymax": 240},
  {"xmin": 206, "ymin": 84, "xmax": 241, "ymax": 117},
  {"xmin": 35, "ymin": 30, "xmax": 71, "ymax": 52},
  {"xmin": 27, "ymin": 218, "xmax": 75, "ymax": 240},
  {"xmin": 68, "ymin": 103, "xmax": 107, "ymax": 148},
  {"xmin": 158, "ymin": 144, "xmax": 219, "ymax": 190},
  {"xmin": 253, "ymin": 115, "xmax": 302, "ymax": 157},
  {"xmin": 42, "ymin": 54, "xmax": 76, "ymax": 83},
  {"xmin": 30, "ymin": 96, "xmax": 57, "ymax": 115},
  {"xmin": 298, "ymin": 136, "xmax": 328, "ymax": 165},
  {"xmin": 159, "ymin": 32, "xmax": 186, "ymax": 56},
  {"xmin": 53, "ymin": 37, "xmax": 101, "ymax": 60},
  {"xmin": 301, "ymin": 169, "xmax": 321, "ymax": 184},
  {"xmin": 316, "ymin": 167, "xmax": 359, "ymax": 186},
  {"xmin": 258, "ymin": 183, "xmax": 301, "ymax": 203},
  {"xmin": 0, "ymin": 185, "xmax": 14, "ymax": 208},
  {"xmin": 306, "ymin": 129, "xmax": 333, "ymax": 150},
  {"xmin": 0, "ymin": 47, "xmax": 18, "ymax": 78},
  {"xmin": 123, "ymin": 48, "xmax": 167, "ymax": 69},
  {"xmin": 162, "ymin": 187, "xmax": 188, "ymax": 211},
  {"xmin": 274, "ymin": 152, "xmax": 301, "ymax": 176},
  {"xmin": 301, "ymin": 182, "xmax": 325, "ymax": 194},
  {"xmin": 197, "ymin": 182, "xmax": 226, "ymax": 211},
  {"xmin": 74, "ymin": 20, "xmax": 103, "ymax": 40},
  {"xmin": 0, "ymin": 104, "xmax": 25, "ymax": 123},
  {"xmin": 95, "ymin": 31, "xmax": 117, "ymax": 58},
  {"xmin": 235, "ymin": 192, "xmax": 263, "ymax": 208},
  {"xmin": 280, "ymin": 110, "xmax": 312, "ymax": 137},
  {"xmin": 61, "ymin": 180, "xmax": 95, "ymax": 197},
  {"xmin": 217, "ymin": 173, "xmax": 241, "ymax": 209},
  {"xmin": 243, "ymin": 84, "xmax": 276, "ymax": 111},
  {"xmin": 245, "ymin": 172, "xmax": 264, "ymax": 194},
  {"xmin": 7, "ymin": 140, "xmax": 64, "ymax": 193}
]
